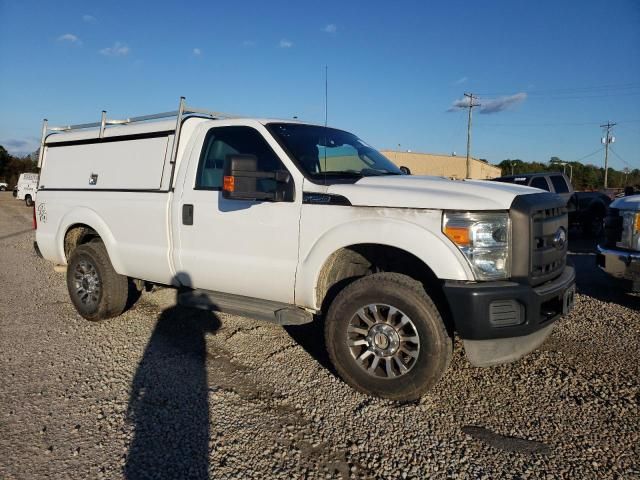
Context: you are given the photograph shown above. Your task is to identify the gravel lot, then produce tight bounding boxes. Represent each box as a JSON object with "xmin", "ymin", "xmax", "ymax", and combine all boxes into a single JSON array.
[{"xmin": 0, "ymin": 191, "xmax": 638, "ymax": 479}]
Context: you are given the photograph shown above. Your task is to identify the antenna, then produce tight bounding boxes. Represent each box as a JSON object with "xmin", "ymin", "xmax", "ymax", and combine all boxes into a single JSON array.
[{"xmin": 323, "ymin": 65, "xmax": 328, "ymax": 185}]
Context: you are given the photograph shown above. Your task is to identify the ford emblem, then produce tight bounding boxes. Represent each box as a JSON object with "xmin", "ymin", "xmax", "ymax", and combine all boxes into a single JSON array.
[{"xmin": 553, "ymin": 227, "xmax": 567, "ymax": 250}]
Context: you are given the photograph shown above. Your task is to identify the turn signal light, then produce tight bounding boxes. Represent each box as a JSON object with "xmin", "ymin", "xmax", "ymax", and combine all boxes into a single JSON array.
[
  {"xmin": 444, "ymin": 226, "xmax": 471, "ymax": 246},
  {"xmin": 223, "ymin": 176, "xmax": 235, "ymax": 192}
]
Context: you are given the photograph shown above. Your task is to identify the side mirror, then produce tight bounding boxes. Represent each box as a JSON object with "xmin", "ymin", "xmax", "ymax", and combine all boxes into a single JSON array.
[
  {"xmin": 222, "ymin": 154, "xmax": 291, "ymax": 201},
  {"xmin": 399, "ymin": 166, "xmax": 411, "ymax": 175}
]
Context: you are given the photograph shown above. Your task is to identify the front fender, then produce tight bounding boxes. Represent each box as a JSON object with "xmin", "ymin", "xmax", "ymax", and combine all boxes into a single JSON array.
[{"xmin": 295, "ymin": 212, "xmax": 473, "ymax": 310}]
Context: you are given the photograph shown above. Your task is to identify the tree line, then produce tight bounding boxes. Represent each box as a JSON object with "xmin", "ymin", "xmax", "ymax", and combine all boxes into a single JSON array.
[
  {"xmin": 0, "ymin": 146, "xmax": 38, "ymax": 187},
  {"xmin": 497, "ymin": 157, "xmax": 640, "ymax": 191}
]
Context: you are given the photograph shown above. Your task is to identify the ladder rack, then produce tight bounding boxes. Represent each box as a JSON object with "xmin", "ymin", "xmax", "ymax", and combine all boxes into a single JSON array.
[{"xmin": 37, "ymin": 97, "xmax": 241, "ymax": 167}]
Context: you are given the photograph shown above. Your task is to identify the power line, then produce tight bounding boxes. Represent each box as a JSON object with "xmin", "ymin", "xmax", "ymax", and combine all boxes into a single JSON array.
[
  {"xmin": 476, "ymin": 82, "xmax": 640, "ymax": 97},
  {"xmin": 609, "ymin": 146, "xmax": 636, "ymax": 169},
  {"xmin": 477, "ymin": 119, "xmax": 640, "ymax": 127},
  {"xmin": 573, "ymin": 147, "xmax": 604, "ymax": 163}
]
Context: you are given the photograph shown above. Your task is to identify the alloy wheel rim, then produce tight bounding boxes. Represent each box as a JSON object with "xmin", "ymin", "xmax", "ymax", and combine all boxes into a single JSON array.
[
  {"xmin": 346, "ymin": 304, "xmax": 420, "ymax": 378},
  {"xmin": 73, "ymin": 259, "xmax": 101, "ymax": 307}
]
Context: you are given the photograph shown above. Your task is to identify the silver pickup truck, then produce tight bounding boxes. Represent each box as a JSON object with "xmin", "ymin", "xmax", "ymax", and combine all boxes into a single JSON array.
[{"xmin": 598, "ymin": 194, "xmax": 640, "ymax": 292}]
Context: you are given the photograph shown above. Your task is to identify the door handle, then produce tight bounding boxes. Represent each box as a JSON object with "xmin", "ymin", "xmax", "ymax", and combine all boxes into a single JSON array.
[{"xmin": 182, "ymin": 204, "xmax": 194, "ymax": 225}]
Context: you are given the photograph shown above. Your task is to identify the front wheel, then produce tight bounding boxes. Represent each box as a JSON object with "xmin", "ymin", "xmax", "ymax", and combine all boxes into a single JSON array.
[
  {"xmin": 325, "ymin": 273, "xmax": 452, "ymax": 401},
  {"xmin": 66, "ymin": 242, "xmax": 129, "ymax": 321},
  {"xmin": 25, "ymin": 195, "xmax": 33, "ymax": 207}
]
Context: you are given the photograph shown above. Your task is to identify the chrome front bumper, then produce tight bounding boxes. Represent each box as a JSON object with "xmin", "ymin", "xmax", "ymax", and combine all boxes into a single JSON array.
[{"xmin": 596, "ymin": 245, "xmax": 640, "ymax": 278}]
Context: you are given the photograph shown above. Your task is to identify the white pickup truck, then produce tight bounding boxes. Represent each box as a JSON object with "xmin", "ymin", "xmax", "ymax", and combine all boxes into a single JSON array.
[{"xmin": 34, "ymin": 99, "xmax": 576, "ymax": 400}]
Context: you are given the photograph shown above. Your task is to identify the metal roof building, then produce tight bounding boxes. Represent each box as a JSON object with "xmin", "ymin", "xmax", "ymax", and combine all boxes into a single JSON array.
[{"xmin": 382, "ymin": 150, "xmax": 501, "ymax": 180}]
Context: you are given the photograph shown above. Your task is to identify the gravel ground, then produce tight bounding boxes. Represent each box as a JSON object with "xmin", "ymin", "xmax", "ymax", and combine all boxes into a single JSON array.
[{"xmin": 0, "ymin": 191, "xmax": 638, "ymax": 479}]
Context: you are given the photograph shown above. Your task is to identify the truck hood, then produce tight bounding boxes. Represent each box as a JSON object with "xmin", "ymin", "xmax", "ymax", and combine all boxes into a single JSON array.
[
  {"xmin": 610, "ymin": 194, "xmax": 640, "ymax": 210},
  {"xmin": 327, "ymin": 175, "xmax": 541, "ymax": 210}
]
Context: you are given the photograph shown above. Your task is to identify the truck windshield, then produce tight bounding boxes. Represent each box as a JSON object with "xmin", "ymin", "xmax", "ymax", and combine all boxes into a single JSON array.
[{"xmin": 267, "ymin": 123, "xmax": 402, "ymax": 181}]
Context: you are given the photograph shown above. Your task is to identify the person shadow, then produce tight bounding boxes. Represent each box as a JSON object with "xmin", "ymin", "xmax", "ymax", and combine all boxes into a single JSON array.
[{"xmin": 124, "ymin": 284, "xmax": 221, "ymax": 480}]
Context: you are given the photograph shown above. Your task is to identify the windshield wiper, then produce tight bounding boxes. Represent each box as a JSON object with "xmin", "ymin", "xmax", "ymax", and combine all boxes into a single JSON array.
[
  {"xmin": 360, "ymin": 168, "xmax": 402, "ymax": 176},
  {"xmin": 318, "ymin": 171, "xmax": 364, "ymax": 177}
]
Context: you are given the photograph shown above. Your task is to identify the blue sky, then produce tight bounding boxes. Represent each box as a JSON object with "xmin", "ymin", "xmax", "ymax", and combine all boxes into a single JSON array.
[{"xmin": 1, "ymin": 0, "xmax": 639, "ymax": 170}]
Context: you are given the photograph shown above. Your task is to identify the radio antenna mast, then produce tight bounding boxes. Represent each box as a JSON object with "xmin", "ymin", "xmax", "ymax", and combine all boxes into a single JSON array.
[{"xmin": 323, "ymin": 65, "xmax": 328, "ymax": 185}]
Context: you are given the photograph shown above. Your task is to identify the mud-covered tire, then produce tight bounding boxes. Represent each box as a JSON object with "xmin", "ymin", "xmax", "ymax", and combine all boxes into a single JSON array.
[
  {"xmin": 66, "ymin": 242, "xmax": 128, "ymax": 321},
  {"xmin": 325, "ymin": 272, "xmax": 452, "ymax": 401},
  {"xmin": 25, "ymin": 195, "xmax": 33, "ymax": 207}
]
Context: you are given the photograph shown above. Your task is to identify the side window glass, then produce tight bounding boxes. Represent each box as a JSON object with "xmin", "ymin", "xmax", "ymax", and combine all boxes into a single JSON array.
[
  {"xmin": 550, "ymin": 175, "xmax": 569, "ymax": 193},
  {"xmin": 195, "ymin": 126, "xmax": 287, "ymax": 192},
  {"xmin": 530, "ymin": 177, "xmax": 550, "ymax": 191}
]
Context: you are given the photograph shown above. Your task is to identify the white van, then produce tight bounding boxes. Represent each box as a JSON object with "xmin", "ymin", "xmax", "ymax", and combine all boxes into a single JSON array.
[{"xmin": 16, "ymin": 172, "xmax": 39, "ymax": 206}]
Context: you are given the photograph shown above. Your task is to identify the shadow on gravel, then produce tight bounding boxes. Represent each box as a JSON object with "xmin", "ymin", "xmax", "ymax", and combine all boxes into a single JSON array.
[
  {"xmin": 125, "ymin": 289, "xmax": 220, "ymax": 480},
  {"xmin": 568, "ymin": 236, "xmax": 640, "ymax": 310},
  {"xmin": 284, "ymin": 317, "xmax": 337, "ymax": 375}
]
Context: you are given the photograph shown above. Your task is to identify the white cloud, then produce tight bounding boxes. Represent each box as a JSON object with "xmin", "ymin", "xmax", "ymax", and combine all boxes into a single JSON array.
[
  {"xmin": 242, "ymin": 40, "xmax": 255, "ymax": 47},
  {"xmin": 454, "ymin": 76, "xmax": 468, "ymax": 85},
  {"xmin": 100, "ymin": 42, "xmax": 130, "ymax": 57},
  {"xmin": 279, "ymin": 39, "xmax": 293, "ymax": 48},
  {"xmin": 82, "ymin": 14, "xmax": 96, "ymax": 22},
  {"xmin": 1, "ymin": 137, "xmax": 40, "ymax": 156},
  {"xmin": 323, "ymin": 24, "xmax": 337, "ymax": 33},
  {"xmin": 448, "ymin": 92, "xmax": 527, "ymax": 114},
  {"xmin": 193, "ymin": 48, "xmax": 201, "ymax": 56},
  {"xmin": 479, "ymin": 93, "xmax": 527, "ymax": 114},
  {"xmin": 57, "ymin": 33, "xmax": 82, "ymax": 45}
]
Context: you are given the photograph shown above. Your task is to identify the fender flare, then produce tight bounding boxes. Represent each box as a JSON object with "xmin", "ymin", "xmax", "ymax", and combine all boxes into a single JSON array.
[
  {"xmin": 56, "ymin": 207, "xmax": 125, "ymax": 274},
  {"xmin": 295, "ymin": 217, "xmax": 473, "ymax": 310}
]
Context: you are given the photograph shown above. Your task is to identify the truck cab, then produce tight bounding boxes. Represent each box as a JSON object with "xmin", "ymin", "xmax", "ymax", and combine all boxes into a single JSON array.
[
  {"xmin": 491, "ymin": 172, "xmax": 574, "ymax": 204},
  {"xmin": 34, "ymin": 99, "xmax": 576, "ymax": 400}
]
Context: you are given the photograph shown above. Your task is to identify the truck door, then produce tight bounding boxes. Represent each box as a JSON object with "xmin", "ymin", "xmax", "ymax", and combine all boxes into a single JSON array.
[{"xmin": 173, "ymin": 124, "xmax": 301, "ymax": 304}]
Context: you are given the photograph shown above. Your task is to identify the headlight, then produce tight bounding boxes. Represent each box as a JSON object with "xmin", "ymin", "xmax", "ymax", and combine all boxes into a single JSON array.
[
  {"xmin": 619, "ymin": 211, "xmax": 640, "ymax": 250},
  {"xmin": 443, "ymin": 211, "xmax": 511, "ymax": 280}
]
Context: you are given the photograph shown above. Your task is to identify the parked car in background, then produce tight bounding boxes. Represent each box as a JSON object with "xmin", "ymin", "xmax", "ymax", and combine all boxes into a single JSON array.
[
  {"xmin": 598, "ymin": 194, "xmax": 640, "ymax": 292},
  {"xmin": 15, "ymin": 173, "xmax": 39, "ymax": 206},
  {"xmin": 491, "ymin": 172, "xmax": 573, "ymax": 204},
  {"xmin": 568, "ymin": 191, "xmax": 612, "ymax": 236},
  {"xmin": 0, "ymin": 182, "xmax": 8, "ymax": 191}
]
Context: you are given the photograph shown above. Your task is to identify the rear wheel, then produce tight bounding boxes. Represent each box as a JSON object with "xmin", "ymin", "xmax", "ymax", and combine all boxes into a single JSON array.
[
  {"xmin": 25, "ymin": 195, "xmax": 33, "ymax": 207},
  {"xmin": 325, "ymin": 272, "xmax": 452, "ymax": 401},
  {"xmin": 66, "ymin": 242, "xmax": 129, "ymax": 321}
]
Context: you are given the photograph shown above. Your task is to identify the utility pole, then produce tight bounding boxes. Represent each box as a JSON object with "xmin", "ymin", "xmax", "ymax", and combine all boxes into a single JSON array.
[
  {"xmin": 464, "ymin": 93, "xmax": 480, "ymax": 178},
  {"xmin": 600, "ymin": 121, "xmax": 616, "ymax": 190}
]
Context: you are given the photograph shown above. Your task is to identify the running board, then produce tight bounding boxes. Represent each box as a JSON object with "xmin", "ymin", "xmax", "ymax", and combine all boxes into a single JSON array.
[{"xmin": 177, "ymin": 289, "xmax": 314, "ymax": 326}]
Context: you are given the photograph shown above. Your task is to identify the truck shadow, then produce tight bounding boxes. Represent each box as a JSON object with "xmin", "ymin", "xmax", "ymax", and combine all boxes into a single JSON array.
[
  {"xmin": 284, "ymin": 317, "xmax": 336, "ymax": 374},
  {"xmin": 124, "ymin": 288, "xmax": 220, "ymax": 480}
]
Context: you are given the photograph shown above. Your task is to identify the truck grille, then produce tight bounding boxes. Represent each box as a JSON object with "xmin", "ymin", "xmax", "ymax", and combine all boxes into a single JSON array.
[
  {"xmin": 510, "ymin": 193, "xmax": 569, "ymax": 286},
  {"xmin": 602, "ymin": 208, "xmax": 622, "ymax": 248},
  {"xmin": 530, "ymin": 206, "xmax": 567, "ymax": 285}
]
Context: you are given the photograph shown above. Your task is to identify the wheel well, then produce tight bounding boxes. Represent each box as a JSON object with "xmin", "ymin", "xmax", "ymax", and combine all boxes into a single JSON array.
[
  {"xmin": 64, "ymin": 224, "xmax": 101, "ymax": 260},
  {"xmin": 316, "ymin": 244, "xmax": 453, "ymax": 332}
]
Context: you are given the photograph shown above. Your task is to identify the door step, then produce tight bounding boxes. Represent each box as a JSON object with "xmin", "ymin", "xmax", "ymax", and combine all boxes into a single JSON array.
[{"xmin": 177, "ymin": 289, "xmax": 314, "ymax": 326}]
